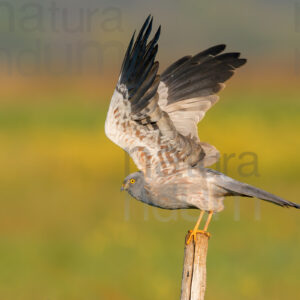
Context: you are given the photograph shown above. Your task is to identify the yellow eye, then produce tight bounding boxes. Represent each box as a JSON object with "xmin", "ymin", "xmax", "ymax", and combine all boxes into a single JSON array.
[{"xmin": 130, "ymin": 178, "xmax": 136, "ymax": 184}]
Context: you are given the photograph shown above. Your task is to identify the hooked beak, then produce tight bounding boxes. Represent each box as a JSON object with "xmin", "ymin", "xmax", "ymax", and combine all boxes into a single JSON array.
[{"xmin": 120, "ymin": 182, "xmax": 128, "ymax": 192}]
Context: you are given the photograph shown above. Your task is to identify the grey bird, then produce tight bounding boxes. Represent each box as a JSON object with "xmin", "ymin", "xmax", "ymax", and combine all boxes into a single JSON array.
[{"xmin": 105, "ymin": 16, "xmax": 300, "ymax": 243}]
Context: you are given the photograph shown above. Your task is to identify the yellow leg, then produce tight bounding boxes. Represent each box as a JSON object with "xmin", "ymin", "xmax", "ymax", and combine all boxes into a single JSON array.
[
  {"xmin": 186, "ymin": 211, "xmax": 205, "ymax": 245},
  {"xmin": 186, "ymin": 210, "xmax": 213, "ymax": 245},
  {"xmin": 203, "ymin": 210, "xmax": 213, "ymax": 232}
]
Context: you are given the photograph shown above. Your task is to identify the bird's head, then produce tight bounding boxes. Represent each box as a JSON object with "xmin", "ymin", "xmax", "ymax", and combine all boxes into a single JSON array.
[{"xmin": 121, "ymin": 171, "xmax": 145, "ymax": 200}]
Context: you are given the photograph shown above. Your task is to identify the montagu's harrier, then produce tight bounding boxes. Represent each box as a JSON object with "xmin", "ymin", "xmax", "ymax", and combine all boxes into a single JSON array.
[{"xmin": 105, "ymin": 15, "xmax": 299, "ymax": 243}]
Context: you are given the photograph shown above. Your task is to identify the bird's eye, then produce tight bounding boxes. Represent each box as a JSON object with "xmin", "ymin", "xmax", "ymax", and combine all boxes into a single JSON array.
[{"xmin": 130, "ymin": 179, "xmax": 136, "ymax": 184}]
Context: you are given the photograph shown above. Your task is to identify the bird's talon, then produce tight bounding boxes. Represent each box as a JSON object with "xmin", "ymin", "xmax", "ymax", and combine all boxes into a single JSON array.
[
  {"xmin": 204, "ymin": 231, "xmax": 211, "ymax": 238},
  {"xmin": 186, "ymin": 230, "xmax": 211, "ymax": 244}
]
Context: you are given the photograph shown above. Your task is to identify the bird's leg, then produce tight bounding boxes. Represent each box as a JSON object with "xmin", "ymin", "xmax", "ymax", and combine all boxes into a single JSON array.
[
  {"xmin": 186, "ymin": 210, "xmax": 213, "ymax": 245},
  {"xmin": 186, "ymin": 210, "xmax": 205, "ymax": 245},
  {"xmin": 203, "ymin": 210, "xmax": 213, "ymax": 232}
]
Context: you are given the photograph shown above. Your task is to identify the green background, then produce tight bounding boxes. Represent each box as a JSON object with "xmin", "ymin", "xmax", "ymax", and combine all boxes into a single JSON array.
[{"xmin": 0, "ymin": 1, "xmax": 300, "ymax": 299}]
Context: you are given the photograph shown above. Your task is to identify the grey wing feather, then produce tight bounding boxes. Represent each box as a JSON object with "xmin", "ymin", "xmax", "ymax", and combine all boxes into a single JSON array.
[{"xmin": 158, "ymin": 45, "xmax": 247, "ymax": 166}]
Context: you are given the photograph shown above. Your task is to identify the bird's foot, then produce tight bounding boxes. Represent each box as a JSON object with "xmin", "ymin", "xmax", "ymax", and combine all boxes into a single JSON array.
[{"xmin": 186, "ymin": 230, "xmax": 211, "ymax": 245}]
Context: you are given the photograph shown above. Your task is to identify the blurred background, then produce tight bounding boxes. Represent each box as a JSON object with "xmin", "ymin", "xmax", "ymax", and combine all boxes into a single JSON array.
[{"xmin": 0, "ymin": 0, "xmax": 299, "ymax": 299}]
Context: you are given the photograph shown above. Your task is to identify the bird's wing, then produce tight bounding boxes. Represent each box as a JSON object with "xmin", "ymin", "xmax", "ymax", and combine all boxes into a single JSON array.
[
  {"xmin": 158, "ymin": 45, "xmax": 246, "ymax": 166},
  {"xmin": 105, "ymin": 16, "xmax": 246, "ymax": 176},
  {"xmin": 105, "ymin": 16, "xmax": 206, "ymax": 175}
]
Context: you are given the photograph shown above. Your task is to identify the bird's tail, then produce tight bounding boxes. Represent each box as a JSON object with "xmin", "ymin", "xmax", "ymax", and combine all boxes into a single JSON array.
[{"xmin": 207, "ymin": 169, "xmax": 300, "ymax": 209}]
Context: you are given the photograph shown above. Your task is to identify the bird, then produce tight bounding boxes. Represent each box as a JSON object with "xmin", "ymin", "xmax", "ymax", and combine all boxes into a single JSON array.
[{"xmin": 105, "ymin": 15, "xmax": 300, "ymax": 244}]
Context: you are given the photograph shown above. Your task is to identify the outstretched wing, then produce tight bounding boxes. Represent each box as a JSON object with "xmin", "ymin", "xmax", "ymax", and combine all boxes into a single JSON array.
[
  {"xmin": 105, "ymin": 16, "xmax": 247, "ymax": 176},
  {"xmin": 158, "ymin": 45, "xmax": 247, "ymax": 166},
  {"xmin": 105, "ymin": 16, "xmax": 204, "ymax": 176}
]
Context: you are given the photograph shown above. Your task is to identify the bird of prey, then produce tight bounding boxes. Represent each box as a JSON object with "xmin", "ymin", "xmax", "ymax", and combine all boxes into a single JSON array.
[{"xmin": 105, "ymin": 15, "xmax": 300, "ymax": 244}]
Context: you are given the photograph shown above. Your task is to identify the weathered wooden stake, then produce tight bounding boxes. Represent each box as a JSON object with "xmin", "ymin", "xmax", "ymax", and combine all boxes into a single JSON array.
[{"xmin": 180, "ymin": 232, "xmax": 209, "ymax": 300}]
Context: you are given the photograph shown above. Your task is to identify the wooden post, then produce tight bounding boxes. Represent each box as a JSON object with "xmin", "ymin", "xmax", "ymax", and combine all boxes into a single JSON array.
[{"xmin": 180, "ymin": 232, "xmax": 209, "ymax": 300}]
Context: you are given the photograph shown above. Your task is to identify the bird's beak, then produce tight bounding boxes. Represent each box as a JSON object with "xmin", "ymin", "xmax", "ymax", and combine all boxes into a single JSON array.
[{"xmin": 120, "ymin": 183, "xmax": 128, "ymax": 192}]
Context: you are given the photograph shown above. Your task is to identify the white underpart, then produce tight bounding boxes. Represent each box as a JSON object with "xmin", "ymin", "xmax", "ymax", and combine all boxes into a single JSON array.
[{"xmin": 105, "ymin": 89, "xmax": 161, "ymax": 172}]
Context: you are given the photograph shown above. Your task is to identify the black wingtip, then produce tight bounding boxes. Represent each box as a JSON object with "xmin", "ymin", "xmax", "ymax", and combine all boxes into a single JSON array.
[
  {"xmin": 120, "ymin": 30, "xmax": 136, "ymax": 72},
  {"xmin": 239, "ymin": 58, "xmax": 247, "ymax": 66},
  {"xmin": 145, "ymin": 14, "xmax": 152, "ymax": 25},
  {"xmin": 144, "ymin": 15, "xmax": 152, "ymax": 30},
  {"xmin": 152, "ymin": 25, "xmax": 161, "ymax": 45},
  {"xmin": 218, "ymin": 52, "xmax": 241, "ymax": 59},
  {"xmin": 118, "ymin": 15, "xmax": 161, "ymax": 103},
  {"xmin": 157, "ymin": 25, "xmax": 161, "ymax": 37},
  {"xmin": 215, "ymin": 44, "xmax": 226, "ymax": 52},
  {"xmin": 207, "ymin": 44, "xmax": 226, "ymax": 55}
]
